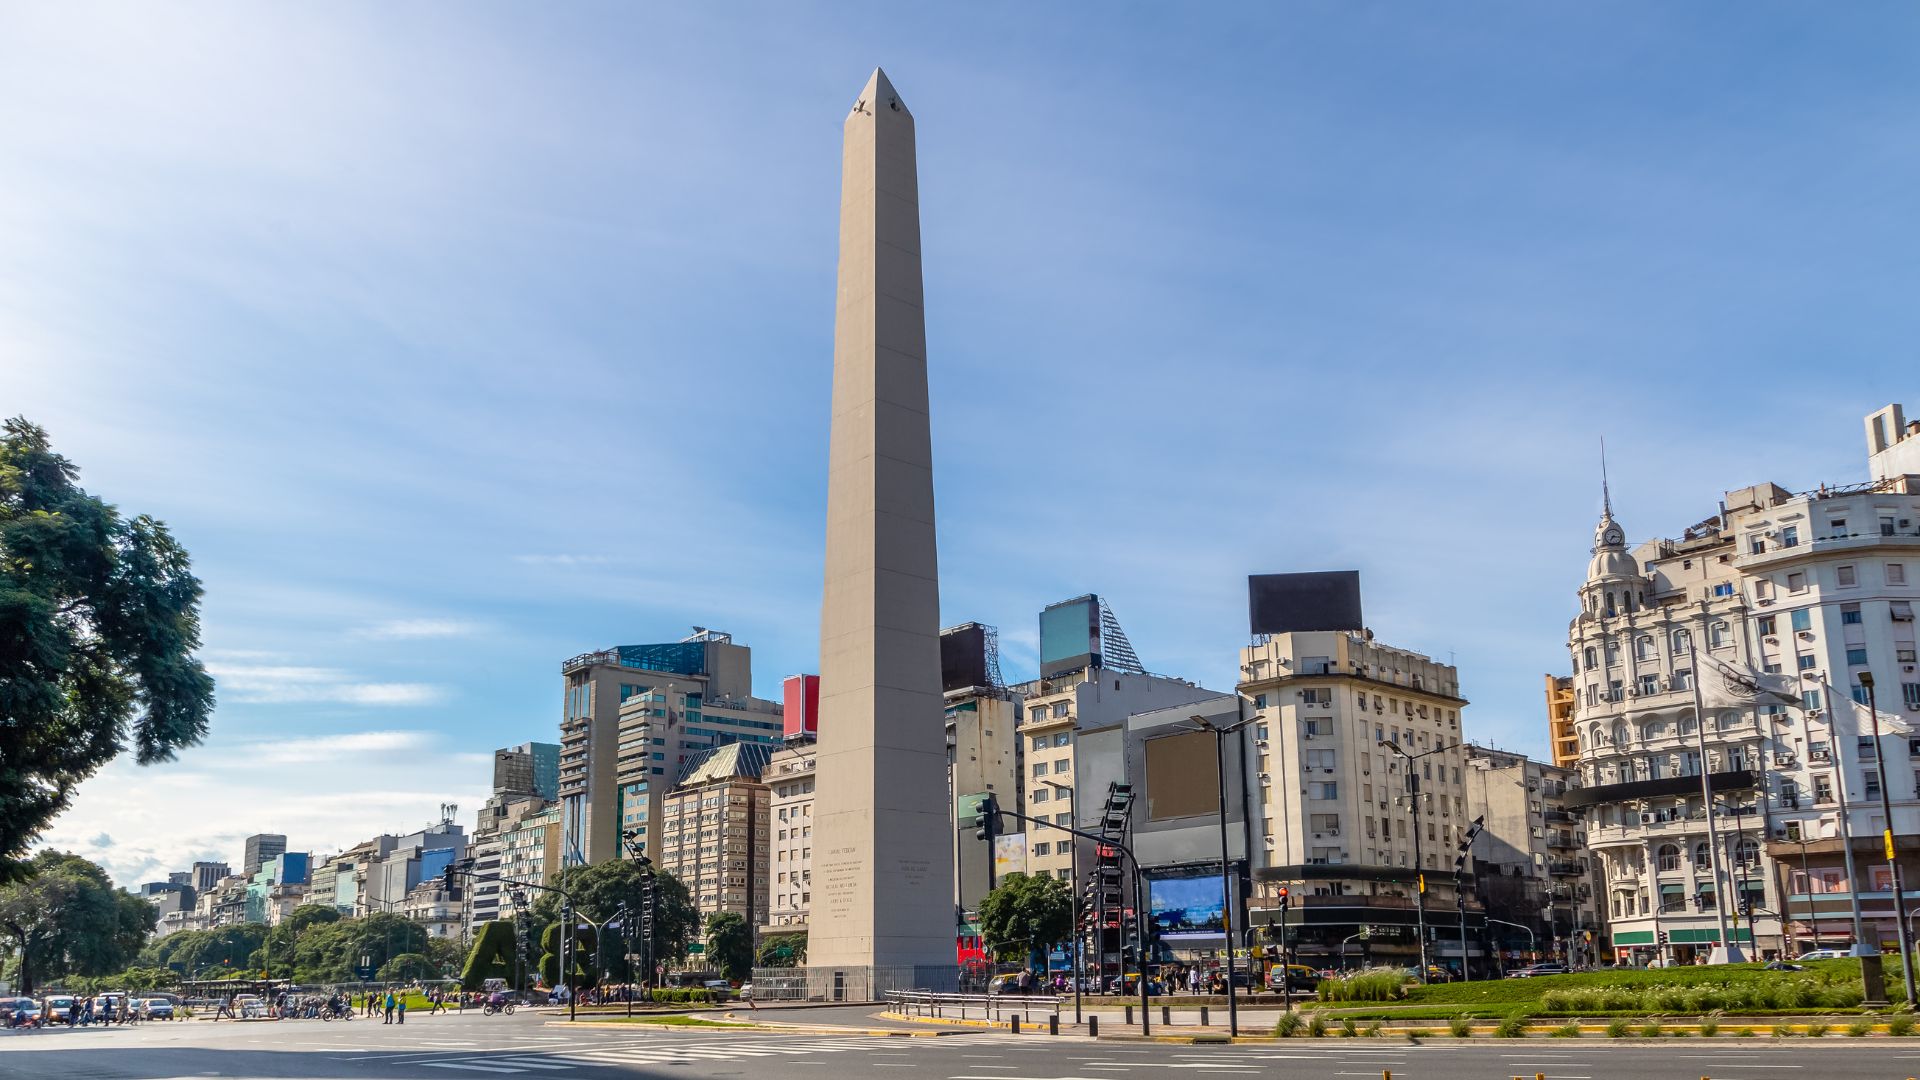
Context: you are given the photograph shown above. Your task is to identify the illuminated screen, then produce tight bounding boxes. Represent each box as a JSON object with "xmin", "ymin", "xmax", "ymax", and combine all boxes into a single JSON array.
[{"xmin": 1150, "ymin": 875, "xmax": 1225, "ymax": 938}]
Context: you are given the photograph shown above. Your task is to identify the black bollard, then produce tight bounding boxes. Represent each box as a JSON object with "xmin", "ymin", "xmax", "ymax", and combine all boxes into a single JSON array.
[
  {"xmin": 1089, "ymin": 1015, "xmax": 1099, "ymax": 1038},
  {"xmin": 1162, "ymin": 1005, "xmax": 1171, "ymax": 1026},
  {"xmin": 1011, "ymin": 1015, "xmax": 1020, "ymax": 1035},
  {"xmin": 1049, "ymin": 1013, "xmax": 1059, "ymax": 1036},
  {"xmin": 1125, "ymin": 1004, "xmax": 1133, "ymax": 1026},
  {"xmin": 1201, "ymin": 1005, "xmax": 1210, "ymax": 1026}
]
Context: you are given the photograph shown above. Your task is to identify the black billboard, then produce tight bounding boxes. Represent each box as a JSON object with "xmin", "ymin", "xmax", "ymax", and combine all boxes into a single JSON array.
[
  {"xmin": 941, "ymin": 623, "xmax": 990, "ymax": 692},
  {"xmin": 1248, "ymin": 571, "xmax": 1364, "ymax": 635}
]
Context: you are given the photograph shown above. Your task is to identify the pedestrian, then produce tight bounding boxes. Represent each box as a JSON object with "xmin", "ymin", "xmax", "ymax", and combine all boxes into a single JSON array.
[
  {"xmin": 384, "ymin": 990, "xmax": 396, "ymax": 1025},
  {"xmin": 397, "ymin": 994, "xmax": 406, "ymax": 1026}
]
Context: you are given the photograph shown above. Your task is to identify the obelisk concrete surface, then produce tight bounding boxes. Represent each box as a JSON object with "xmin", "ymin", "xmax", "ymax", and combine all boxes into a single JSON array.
[{"xmin": 806, "ymin": 68, "xmax": 956, "ymax": 996}]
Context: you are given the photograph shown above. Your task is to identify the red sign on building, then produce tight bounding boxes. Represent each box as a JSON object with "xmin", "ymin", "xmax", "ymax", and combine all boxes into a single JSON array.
[{"xmin": 782, "ymin": 674, "xmax": 820, "ymax": 739}]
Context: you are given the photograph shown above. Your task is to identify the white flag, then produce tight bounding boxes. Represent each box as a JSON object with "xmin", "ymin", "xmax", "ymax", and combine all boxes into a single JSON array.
[
  {"xmin": 1696, "ymin": 652, "xmax": 1801, "ymax": 711},
  {"xmin": 1828, "ymin": 694, "xmax": 1917, "ymax": 737}
]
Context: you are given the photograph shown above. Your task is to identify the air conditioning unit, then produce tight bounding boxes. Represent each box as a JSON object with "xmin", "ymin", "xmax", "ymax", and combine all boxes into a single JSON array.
[
  {"xmin": 1254, "ymin": 739, "xmax": 1269, "ymax": 749},
  {"xmin": 1641, "ymin": 812, "xmax": 1656, "ymax": 824},
  {"xmin": 1258, "ymin": 772, "xmax": 1272, "ymax": 784},
  {"xmin": 1759, "ymin": 598, "xmax": 1775, "ymax": 606}
]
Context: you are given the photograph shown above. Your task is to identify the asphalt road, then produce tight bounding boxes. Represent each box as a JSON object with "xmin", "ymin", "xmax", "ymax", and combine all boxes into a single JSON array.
[{"xmin": 2, "ymin": 1006, "xmax": 1918, "ymax": 1080}]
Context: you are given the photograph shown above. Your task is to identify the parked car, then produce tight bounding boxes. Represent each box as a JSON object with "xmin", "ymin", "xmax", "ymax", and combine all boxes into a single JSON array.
[
  {"xmin": 1, "ymin": 998, "xmax": 40, "ymax": 1027},
  {"xmin": 140, "ymin": 998, "xmax": 175, "ymax": 1020},
  {"xmin": 1505, "ymin": 963, "xmax": 1569, "ymax": 978},
  {"xmin": 41, "ymin": 996, "xmax": 76, "ymax": 1024},
  {"xmin": 701, "ymin": 980, "xmax": 732, "ymax": 1000},
  {"xmin": 1795, "ymin": 948, "xmax": 1852, "ymax": 961}
]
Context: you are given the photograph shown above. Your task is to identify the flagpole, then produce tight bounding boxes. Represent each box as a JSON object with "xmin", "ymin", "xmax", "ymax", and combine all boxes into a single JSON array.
[{"xmin": 1689, "ymin": 642, "xmax": 1740, "ymax": 960}]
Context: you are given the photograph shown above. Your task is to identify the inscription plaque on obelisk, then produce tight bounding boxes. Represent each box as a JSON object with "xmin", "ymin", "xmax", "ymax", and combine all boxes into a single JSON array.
[{"xmin": 805, "ymin": 68, "xmax": 956, "ymax": 994}]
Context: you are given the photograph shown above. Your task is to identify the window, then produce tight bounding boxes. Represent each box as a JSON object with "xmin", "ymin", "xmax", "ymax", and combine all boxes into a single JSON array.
[
  {"xmin": 1900, "ymin": 648, "xmax": 1918, "ymax": 663},
  {"xmin": 1311, "ymin": 781, "xmax": 1338, "ymax": 800},
  {"xmin": 1896, "ymin": 601, "xmax": 1917, "ymax": 622},
  {"xmin": 1756, "ymin": 616, "xmax": 1776, "ymax": 636},
  {"xmin": 1032, "ymin": 763, "xmax": 1046, "ymax": 777},
  {"xmin": 1657, "ymin": 844, "xmax": 1681, "ymax": 871},
  {"xmin": 1848, "ymin": 647, "xmax": 1870, "ymax": 666},
  {"xmin": 1788, "ymin": 572, "xmax": 1808, "ymax": 593},
  {"xmin": 1708, "ymin": 621, "xmax": 1730, "ymax": 648},
  {"xmin": 1583, "ymin": 647, "xmax": 1597, "ymax": 670},
  {"xmin": 1829, "ymin": 518, "xmax": 1849, "ymax": 537},
  {"xmin": 1866, "ymin": 773, "xmax": 1883, "ymax": 799},
  {"xmin": 1859, "ymin": 737, "xmax": 1879, "ymax": 761},
  {"xmin": 1693, "ymin": 842, "xmax": 1713, "ymax": 870},
  {"xmin": 1751, "ymin": 536, "xmax": 1767, "ymax": 555},
  {"xmin": 1253, "ymin": 693, "xmax": 1268, "ymax": 709},
  {"xmin": 1674, "ymin": 669, "xmax": 1692, "ymax": 690},
  {"xmin": 1906, "ymin": 683, "xmax": 1920, "ymax": 709},
  {"xmin": 1054, "ymin": 759, "xmax": 1071, "ymax": 774},
  {"xmin": 1838, "ymin": 565, "xmax": 1858, "ymax": 587},
  {"xmin": 1637, "ymin": 674, "xmax": 1659, "ymax": 696},
  {"xmin": 1053, "ymin": 733, "xmax": 1070, "ymax": 748},
  {"xmin": 1843, "ymin": 604, "xmax": 1864, "ymax": 625},
  {"xmin": 1032, "ymin": 788, "xmax": 1050, "ymax": 803},
  {"xmin": 1673, "ymin": 629, "xmax": 1692, "ymax": 654},
  {"xmin": 1712, "ymin": 582, "xmax": 1735, "ymax": 598},
  {"xmin": 1815, "ymin": 774, "xmax": 1833, "ymax": 802},
  {"xmin": 1892, "ymin": 564, "xmax": 1908, "ymax": 585},
  {"xmin": 1636, "ymin": 635, "xmax": 1656, "ymax": 660},
  {"xmin": 1781, "ymin": 525, "xmax": 1799, "ymax": 548},
  {"xmin": 1803, "ymin": 689, "xmax": 1823, "ymax": 711},
  {"xmin": 1792, "ymin": 608, "xmax": 1813, "ymax": 632},
  {"xmin": 1032, "ymin": 842, "xmax": 1050, "ymax": 857}
]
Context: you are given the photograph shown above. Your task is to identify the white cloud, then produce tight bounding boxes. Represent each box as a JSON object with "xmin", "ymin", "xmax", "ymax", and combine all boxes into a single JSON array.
[
  {"xmin": 352, "ymin": 618, "xmax": 485, "ymax": 640},
  {"xmin": 513, "ymin": 554, "xmax": 616, "ymax": 566},
  {"xmin": 235, "ymin": 730, "xmax": 433, "ymax": 765},
  {"xmin": 205, "ymin": 661, "xmax": 448, "ymax": 706}
]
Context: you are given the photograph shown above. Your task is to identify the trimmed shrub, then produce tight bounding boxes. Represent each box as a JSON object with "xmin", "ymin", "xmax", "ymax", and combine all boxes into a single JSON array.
[
  {"xmin": 1338, "ymin": 1017, "xmax": 1358, "ymax": 1038},
  {"xmin": 1493, "ymin": 1013, "xmax": 1528, "ymax": 1039},
  {"xmin": 1804, "ymin": 1022, "xmax": 1830, "ymax": 1038},
  {"xmin": 1318, "ymin": 970, "xmax": 1408, "ymax": 1003},
  {"xmin": 1891, "ymin": 1014, "xmax": 1917, "ymax": 1037},
  {"xmin": 1772, "ymin": 1025, "xmax": 1797, "ymax": 1038},
  {"xmin": 1307, "ymin": 1015, "xmax": 1328, "ymax": 1038},
  {"xmin": 1363, "ymin": 1021, "xmax": 1383, "ymax": 1038},
  {"xmin": 1448, "ymin": 1014, "xmax": 1473, "ymax": 1038},
  {"xmin": 1698, "ymin": 1013, "xmax": 1721, "ymax": 1038},
  {"xmin": 1606, "ymin": 1018, "xmax": 1630, "ymax": 1039},
  {"xmin": 1733, "ymin": 1027, "xmax": 1755, "ymax": 1037},
  {"xmin": 1846, "ymin": 1019, "xmax": 1873, "ymax": 1037},
  {"xmin": 1274, "ymin": 1011, "xmax": 1303, "ymax": 1038},
  {"xmin": 1636, "ymin": 1019, "xmax": 1663, "ymax": 1039},
  {"xmin": 1550, "ymin": 1023, "xmax": 1581, "ymax": 1038}
]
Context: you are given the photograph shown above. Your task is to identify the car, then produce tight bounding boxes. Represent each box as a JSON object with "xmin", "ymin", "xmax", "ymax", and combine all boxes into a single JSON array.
[
  {"xmin": 1, "ymin": 998, "xmax": 40, "ymax": 1027},
  {"xmin": 41, "ymin": 995, "xmax": 76, "ymax": 1023},
  {"xmin": 140, "ymin": 998, "xmax": 175, "ymax": 1020},
  {"xmin": 1794, "ymin": 948, "xmax": 1852, "ymax": 961},
  {"xmin": 1266, "ymin": 964, "xmax": 1321, "ymax": 992},
  {"xmin": 1505, "ymin": 963, "xmax": 1569, "ymax": 979},
  {"xmin": 702, "ymin": 980, "xmax": 732, "ymax": 999}
]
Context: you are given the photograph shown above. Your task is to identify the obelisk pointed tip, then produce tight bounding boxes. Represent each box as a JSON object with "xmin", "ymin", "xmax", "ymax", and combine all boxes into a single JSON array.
[{"xmin": 852, "ymin": 67, "xmax": 910, "ymax": 118}]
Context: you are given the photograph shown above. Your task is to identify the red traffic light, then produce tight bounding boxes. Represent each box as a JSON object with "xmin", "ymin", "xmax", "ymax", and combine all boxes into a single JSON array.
[{"xmin": 1276, "ymin": 887, "xmax": 1289, "ymax": 899}]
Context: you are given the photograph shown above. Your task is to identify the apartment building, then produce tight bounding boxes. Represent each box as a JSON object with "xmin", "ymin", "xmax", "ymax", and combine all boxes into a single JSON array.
[
  {"xmin": 500, "ymin": 804, "xmax": 562, "ymax": 904},
  {"xmin": 243, "ymin": 834, "xmax": 286, "ymax": 878},
  {"xmin": 468, "ymin": 790, "xmax": 551, "ymax": 930},
  {"xmin": 1545, "ymin": 676, "xmax": 1578, "ymax": 767},
  {"xmin": 1465, "ymin": 744, "xmax": 1600, "ymax": 966},
  {"xmin": 559, "ymin": 629, "xmax": 783, "ymax": 867},
  {"xmin": 765, "ymin": 739, "xmax": 817, "ymax": 933},
  {"xmin": 1239, "ymin": 626, "xmax": 1478, "ymax": 971},
  {"xmin": 1570, "ymin": 404, "xmax": 1920, "ymax": 962},
  {"xmin": 658, "ymin": 742, "xmax": 774, "ymax": 923}
]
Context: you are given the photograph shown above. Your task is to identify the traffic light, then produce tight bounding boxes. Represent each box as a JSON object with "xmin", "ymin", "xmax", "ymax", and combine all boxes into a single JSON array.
[
  {"xmin": 1657, "ymin": 930, "xmax": 1669, "ymax": 946},
  {"xmin": 1276, "ymin": 886, "xmax": 1291, "ymax": 914},
  {"xmin": 1737, "ymin": 898, "xmax": 1753, "ymax": 917},
  {"xmin": 442, "ymin": 862, "xmax": 459, "ymax": 892},
  {"xmin": 1454, "ymin": 815, "xmax": 1485, "ymax": 874},
  {"xmin": 973, "ymin": 794, "xmax": 1001, "ymax": 843}
]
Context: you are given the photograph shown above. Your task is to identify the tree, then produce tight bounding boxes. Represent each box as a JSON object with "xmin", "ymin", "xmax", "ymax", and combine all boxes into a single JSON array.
[
  {"xmin": 259, "ymin": 904, "xmax": 341, "ymax": 979},
  {"xmin": 526, "ymin": 862, "xmax": 700, "ymax": 971},
  {"xmin": 704, "ymin": 912, "xmax": 752, "ymax": 982},
  {"xmin": 461, "ymin": 920, "xmax": 518, "ymax": 990},
  {"xmin": 0, "ymin": 418, "xmax": 216, "ymax": 880},
  {"xmin": 140, "ymin": 922, "xmax": 266, "ymax": 977},
  {"xmin": 378, "ymin": 952, "xmax": 438, "ymax": 982},
  {"xmin": 0, "ymin": 850, "xmax": 156, "ymax": 992},
  {"xmin": 976, "ymin": 872, "xmax": 1073, "ymax": 968},
  {"xmin": 755, "ymin": 932, "xmax": 806, "ymax": 968}
]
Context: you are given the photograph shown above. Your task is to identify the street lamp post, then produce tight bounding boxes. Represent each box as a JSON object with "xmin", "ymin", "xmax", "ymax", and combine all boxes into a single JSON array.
[
  {"xmin": 1856, "ymin": 671, "xmax": 1917, "ymax": 1007},
  {"xmin": 1808, "ymin": 672, "xmax": 1888, "ymax": 1004},
  {"xmin": 1039, "ymin": 779, "xmax": 1082, "ymax": 1024},
  {"xmin": 1189, "ymin": 713, "xmax": 1257, "ymax": 1036},
  {"xmin": 1379, "ymin": 739, "xmax": 1450, "ymax": 984}
]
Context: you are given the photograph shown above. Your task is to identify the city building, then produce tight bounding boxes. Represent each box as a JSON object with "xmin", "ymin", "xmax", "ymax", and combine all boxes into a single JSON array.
[
  {"xmin": 189, "ymin": 861, "xmax": 230, "ymax": 893},
  {"xmin": 243, "ymin": 833, "xmax": 286, "ymax": 878},
  {"xmin": 1015, "ymin": 594, "xmax": 1218, "ymax": 889},
  {"xmin": 494, "ymin": 742, "xmax": 561, "ymax": 800},
  {"xmin": 1239, "ymin": 623, "xmax": 1480, "ymax": 972},
  {"xmin": 1465, "ymin": 744, "xmax": 1600, "ymax": 966},
  {"xmin": 657, "ymin": 742, "xmax": 774, "ymax": 923},
  {"xmin": 941, "ymin": 622, "xmax": 1024, "ymax": 910},
  {"xmin": 245, "ymin": 852, "xmax": 310, "ymax": 925},
  {"xmin": 558, "ymin": 629, "xmax": 783, "ymax": 868},
  {"xmin": 365, "ymin": 823, "xmax": 466, "ymax": 915},
  {"xmin": 468, "ymin": 791, "xmax": 552, "ymax": 930},
  {"xmin": 764, "ymin": 739, "xmax": 817, "ymax": 934},
  {"xmin": 1545, "ymin": 675, "xmax": 1578, "ymax": 767},
  {"xmin": 400, "ymin": 879, "xmax": 467, "ymax": 940},
  {"xmin": 500, "ymin": 804, "xmax": 563, "ymax": 905},
  {"xmin": 1571, "ymin": 404, "xmax": 1920, "ymax": 963}
]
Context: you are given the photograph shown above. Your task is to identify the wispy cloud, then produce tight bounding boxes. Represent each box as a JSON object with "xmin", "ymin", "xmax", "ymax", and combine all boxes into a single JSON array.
[
  {"xmin": 352, "ymin": 618, "xmax": 485, "ymax": 640},
  {"xmin": 236, "ymin": 729, "xmax": 434, "ymax": 765},
  {"xmin": 204, "ymin": 661, "xmax": 448, "ymax": 706},
  {"xmin": 513, "ymin": 554, "xmax": 616, "ymax": 566}
]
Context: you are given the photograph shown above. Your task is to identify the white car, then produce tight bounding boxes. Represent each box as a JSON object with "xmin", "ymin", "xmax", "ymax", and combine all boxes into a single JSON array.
[{"xmin": 1794, "ymin": 948, "xmax": 1853, "ymax": 961}]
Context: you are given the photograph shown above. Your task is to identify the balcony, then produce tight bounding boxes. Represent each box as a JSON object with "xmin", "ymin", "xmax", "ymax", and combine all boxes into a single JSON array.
[
  {"xmin": 1562, "ymin": 769, "xmax": 1756, "ymax": 809},
  {"xmin": 1548, "ymin": 860, "xmax": 1585, "ymax": 877}
]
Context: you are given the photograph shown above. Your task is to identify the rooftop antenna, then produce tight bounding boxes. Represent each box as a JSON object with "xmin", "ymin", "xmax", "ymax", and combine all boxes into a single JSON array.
[{"xmin": 1600, "ymin": 436, "xmax": 1613, "ymax": 519}]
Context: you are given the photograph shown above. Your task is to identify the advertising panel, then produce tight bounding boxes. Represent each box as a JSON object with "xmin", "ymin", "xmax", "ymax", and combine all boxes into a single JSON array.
[
  {"xmin": 1248, "ymin": 571, "xmax": 1364, "ymax": 635},
  {"xmin": 1148, "ymin": 874, "xmax": 1225, "ymax": 939},
  {"xmin": 993, "ymin": 833, "xmax": 1029, "ymax": 880}
]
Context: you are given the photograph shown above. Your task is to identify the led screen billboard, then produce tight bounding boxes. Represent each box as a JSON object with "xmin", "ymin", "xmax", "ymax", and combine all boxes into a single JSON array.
[
  {"xmin": 1039, "ymin": 596, "xmax": 1100, "ymax": 677},
  {"xmin": 941, "ymin": 623, "xmax": 990, "ymax": 692},
  {"xmin": 1248, "ymin": 571, "xmax": 1364, "ymax": 635},
  {"xmin": 1148, "ymin": 874, "xmax": 1225, "ymax": 939}
]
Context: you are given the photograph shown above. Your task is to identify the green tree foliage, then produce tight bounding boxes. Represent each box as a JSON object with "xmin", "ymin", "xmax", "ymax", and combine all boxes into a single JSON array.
[
  {"xmin": 976, "ymin": 872, "xmax": 1073, "ymax": 967},
  {"xmin": 462, "ymin": 920, "xmax": 519, "ymax": 990},
  {"xmin": 539, "ymin": 921, "xmax": 598, "ymax": 989},
  {"xmin": 526, "ymin": 862, "xmax": 700, "ymax": 969},
  {"xmin": 0, "ymin": 850, "xmax": 156, "ymax": 993},
  {"xmin": 755, "ymin": 932, "xmax": 806, "ymax": 968},
  {"xmin": 378, "ymin": 952, "xmax": 438, "ymax": 982},
  {"xmin": 258, "ymin": 904, "xmax": 342, "ymax": 978},
  {"xmin": 139, "ymin": 921, "xmax": 266, "ymax": 976},
  {"xmin": 705, "ymin": 912, "xmax": 752, "ymax": 982},
  {"xmin": 0, "ymin": 418, "xmax": 217, "ymax": 880}
]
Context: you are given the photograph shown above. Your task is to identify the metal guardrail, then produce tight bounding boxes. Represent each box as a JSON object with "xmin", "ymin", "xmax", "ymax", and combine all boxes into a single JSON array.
[{"xmin": 884, "ymin": 990, "xmax": 1061, "ymax": 1023}]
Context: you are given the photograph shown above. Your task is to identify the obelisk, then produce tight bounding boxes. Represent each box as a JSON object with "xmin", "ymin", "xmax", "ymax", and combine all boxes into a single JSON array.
[{"xmin": 807, "ymin": 68, "xmax": 955, "ymax": 994}]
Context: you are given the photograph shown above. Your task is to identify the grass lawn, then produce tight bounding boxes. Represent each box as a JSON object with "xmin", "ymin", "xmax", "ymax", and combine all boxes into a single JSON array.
[{"xmin": 589, "ymin": 1016, "xmax": 749, "ymax": 1027}]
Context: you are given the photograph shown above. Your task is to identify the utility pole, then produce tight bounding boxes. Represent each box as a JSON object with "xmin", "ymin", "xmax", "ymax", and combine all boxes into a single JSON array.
[{"xmin": 1858, "ymin": 672, "xmax": 1917, "ymax": 1007}]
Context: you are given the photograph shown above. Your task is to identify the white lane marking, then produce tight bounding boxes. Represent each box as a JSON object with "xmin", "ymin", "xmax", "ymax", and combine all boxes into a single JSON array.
[
  {"xmin": 492, "ymin": 1061, "xmax": 576, "ymax": 1071},
  {"xmin": 422, "ymin": 1065, "xmax": 525, "ymax": 1075}
]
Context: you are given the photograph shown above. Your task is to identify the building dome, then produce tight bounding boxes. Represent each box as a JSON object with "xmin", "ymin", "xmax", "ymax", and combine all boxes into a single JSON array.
[{"xmin": 1586, "ymin": 510, "xmax": 1639, "ymax": 583}]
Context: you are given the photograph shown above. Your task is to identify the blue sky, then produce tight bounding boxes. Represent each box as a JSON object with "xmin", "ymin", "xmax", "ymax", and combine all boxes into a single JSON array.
[{"xmin": 6, "ymin": 3, "xmax": 1918, "ymax": 887}]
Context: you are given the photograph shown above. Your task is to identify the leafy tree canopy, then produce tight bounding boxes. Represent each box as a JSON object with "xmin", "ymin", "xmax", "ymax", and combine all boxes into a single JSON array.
[
  {"xmin": 977, "ymin": 872, "xmax": 1073, "ymax": 966},
  {"xmin": 0, "ymin": 850, "xmax": 156, "ymax": 993},
  {"xmin": 704, "ymin": 911, "xmax": 752, "ymax": 982},
  {"xmin": 526, "ymin": 861, "xmax": 700, "ymax": 968},
  {"xmin": 755, "ymin": 931, "xmax": 806, "ymax": 968},
  {"xmin": 0, "ymin": 418, "xmax": 216, "ymax": 880}
]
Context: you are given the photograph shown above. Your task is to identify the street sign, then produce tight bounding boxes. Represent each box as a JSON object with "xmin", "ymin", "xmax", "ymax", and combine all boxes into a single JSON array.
[
  {"xmin": 355, "ymin": 965, "xmax": 376, "ymax": 980},
  {"xmin": 688, "ymin": 943, "xmax": 705, "ymax": 954}
]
